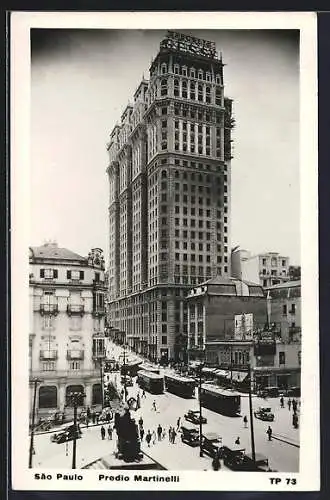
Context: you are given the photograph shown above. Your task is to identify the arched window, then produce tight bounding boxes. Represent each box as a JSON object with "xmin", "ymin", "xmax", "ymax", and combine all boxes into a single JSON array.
[
  {"xmin": 205, "ymin": 86, "xmax": 211, "ymax": 104},
  {"xmin": 39, "ymin": 386, "xmax": 57, "ymax": 409},
  {"xmin": 190, "ymin": 68, "xmax": 196, "ymax": 78},
  {"xmin": 206, "ymin": 72, "xmax": 211, "ymax": 82},
  {"xmin": 190, "ymin": 82, "xmax": 196, "ymax": 100},
  {"xmin": 174, "ymin": 170, "xmax": 179, "ymax": 178},
  {"xmin": 174, "ymin": 64, "xmax": 180, "ymax": 75},
  {"xmin": 198, "ymin": 84, "xmax": 203, "ymax": 102},
  {"xmin": 182, "ymin": 80, "xmax": 187, "ymax": 98},
  {"xmin": 216, "ymin": 88, "xmax": 222, "ymax": 106},
  {"xmin": 198, "ymin": 70, "xmax": 203, "ymax": 80},
  {"xmin": 92, "ymin": 384, "xmax": 102, "ymax": 405},
  {"xmin": 182, "ymin": 66, "xmax": 187, "ymax": 76},
  {"xmin": 215, "ymin": 74, "xmax": 221, "ymax": 84},
  {"xmin": 65, "ymin": 385, "xmax": 84, "ymax": 407},
  {"xmin": 161, "ymin": 170, "xmax": 167, "ymax": 178},
  {"xmin": 161, "ymin": 63, "xmax": 167, "ymax": 74}
]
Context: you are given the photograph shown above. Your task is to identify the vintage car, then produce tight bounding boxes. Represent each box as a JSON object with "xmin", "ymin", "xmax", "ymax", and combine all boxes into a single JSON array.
[
  {"xmin": 259, "ymin": 386, "xmax": 280, "ymax": 398},
  {"xmin": 50, "ymin": 423, "xmax": 82, "ymax": 444},
  {"xmin": 254, "ymin": 407, "xmax": 275, "ymax": 422},
  {"xmin": 184, "ymin": 410, "xmax": 207, "ymax": 425},
  {"xmin": 201, "ymin": 432, "xmax": 222, "ymax": 458},
  {"xmin": 221, "ymin": 446, "xmax": 270, "ymax": 472},
  {"xmin": 180, "ymin": 426, "xmax": 200, "ymax": 447}
]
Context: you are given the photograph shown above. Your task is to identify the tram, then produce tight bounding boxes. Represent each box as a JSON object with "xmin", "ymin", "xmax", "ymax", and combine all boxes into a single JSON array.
[
  {"xmin": 200, "ymin": 384, "xmax": 241, "ymax": 416},
  {"xmin": 136, "ymin": 370, "xmax": 164, "ymax": 394},
  {"xmin": 164, "ymin": 373, "xmax": 195, "ymax": 398},
  {"xmin": 120, "ymin": 360, "xmax": 142, "ymax": 377}
]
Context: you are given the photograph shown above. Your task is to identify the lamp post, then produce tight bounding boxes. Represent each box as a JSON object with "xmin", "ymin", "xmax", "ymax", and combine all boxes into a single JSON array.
[
  {"xmin": 123, "ymin": 343, "xmax": 127, "ymax": 402},
  {"xmin": 68, "ymin": 390, "xmax": 86, "ymax": 469},
  {"xmin": 198, "ymin": 360, "xmax": 204, "ymax": 457},
  {"xmin": 29, "ymin": 377, "xmax": 43, "ymax": 468}
]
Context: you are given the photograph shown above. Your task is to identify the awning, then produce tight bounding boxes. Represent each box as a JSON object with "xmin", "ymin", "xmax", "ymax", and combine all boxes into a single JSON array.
[
  {"xmin": 230, "ymin": 371, "xmax": 248, "ymax": 382},
  {"xmin": 202, "ymin": 367, "xmax": 217, "ymax": 374},
  {"xmin": 213, "ymin": 369, "xmax": 230, "ymax": 379}
]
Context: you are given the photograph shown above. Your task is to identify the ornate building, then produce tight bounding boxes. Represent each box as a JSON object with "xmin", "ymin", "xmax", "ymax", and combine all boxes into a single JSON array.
[
  {"xmin": 29, "ymin": 242, "xmax": 107, "ymax": 417},
  {"xmin": 107, "ymin": 31, "xmax": 234, "ymax": 362}
]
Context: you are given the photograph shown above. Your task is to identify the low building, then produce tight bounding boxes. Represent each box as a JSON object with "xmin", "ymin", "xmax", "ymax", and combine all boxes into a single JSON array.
[
  {"xmin": 231, "ymin": 248, "xmax": 290, "ymax": 287},
  {"xmin": 29, "ymin": 242, "xmax": 107, "ymax": 418}
]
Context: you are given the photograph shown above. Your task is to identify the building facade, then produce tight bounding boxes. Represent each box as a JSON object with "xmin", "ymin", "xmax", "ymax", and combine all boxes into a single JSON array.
[
  {"xmin": 186, "ymin": 277, "xmax": 301, "ymax": 391},
  {"xmin": 107, "ymin": 31, "xmax": 234, "ymax": 362},
  {"xmin": 231, "ymin": 248, "xmax": 290, "ymax": 287},
  {"xmin": 29, "ymin": 243, "xmax": 107, "ymax": 417}
]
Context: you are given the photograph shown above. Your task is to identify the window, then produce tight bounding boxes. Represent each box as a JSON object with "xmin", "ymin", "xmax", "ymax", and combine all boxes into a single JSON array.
[
  {"xmin": 279, "ymin": 352, "xmax": 286, "ymax": 365},
  {"xmin": 283, "ymin": 304, "xmax": 287, "ymax": 315},
  {"xmin": 161, "ymin": 336, "xmax": 168, "ymax": 345},
  {"xmin": 282, "ymin": 259, "xmax": 286, "ymax": 266},
  {"xmin": 41, "ymin": 269, "xmax": 58, "ymax": 279},
  {"xmin": 290, "ymin": 304, "xmax": 296, "ymax": 314}
]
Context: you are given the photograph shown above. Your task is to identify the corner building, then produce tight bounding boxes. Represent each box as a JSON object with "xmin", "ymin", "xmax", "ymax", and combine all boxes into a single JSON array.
[{"xmin": 107, "ymin": 32, "xmax": 234, "ymax": 362}]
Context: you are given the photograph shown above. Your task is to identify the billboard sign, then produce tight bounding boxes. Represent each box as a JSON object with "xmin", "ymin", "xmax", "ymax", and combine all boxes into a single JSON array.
[
  {"xmin": 234, "ymin": 313, "xmax": 254, "ymax": 340},
  {"xmin": 254, "ymin": 330, "xmax": 277, "ymax": 356}
]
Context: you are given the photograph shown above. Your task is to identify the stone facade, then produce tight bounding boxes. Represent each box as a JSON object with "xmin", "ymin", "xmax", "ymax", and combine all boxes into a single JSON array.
[
  {"xmin": 107, "ymin": 32, "xmax": 234, "ymax": 361},
  {"xmin": 29, "ymin": 243, "xmax": 107, "ymax": 417}
]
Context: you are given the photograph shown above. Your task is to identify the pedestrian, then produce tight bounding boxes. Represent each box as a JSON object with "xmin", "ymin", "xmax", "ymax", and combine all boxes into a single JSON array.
[
  {"xmin": 87, "ymin": 406, "xmax": 91, "ymax": 421},
  {"xmin": 292, "ymin": 413, "xmax": 299, "ymax": 429},
  {"xmin": 162, "ymin": 428, "xmax": 166, "ymax": 440},
  {"xmin": 157, "ymin": 424, "xmax": 162, "ymax": 441},
  {"xmin": 292, "ymin": 399, "xmax": 297, "ymax": 413},
  {"xmin": 146, "ymin": 430, "xmax": 152, "ymax": 447},
  {"xmin": 235, "ymin": 437, "xmax": 240, "ymax": 445},
  {"xmin": 136, "ymin": 393, "xmax": 141, "ymax": 409},
  {"xmin": 142, "ymin": 390, "xmax": 146, "ymax": 399},
  {"xmin": 171, "ymin": 428, "xmax": 177, "ymax": 444},
  {"xmin": 266, "ymin": 426, "xmax": 273, "ymax": 441},
  {"xmin": 243, "ymin": 416, "xmax": 248, "ymax": 428},
  {"xmin": 288, "ymin": 398, "xmax": 292, "ymax": 411},
  {"xmin": 108, "ymin": 424, "xmax": 113, "ymax": 440},
  {"xmin": 152, "ymin": 430, "xmax": 156, "ymax": 444},
  {"xmin": 168, "ymin": 426, "xmax": 172, "ymax": 442},
  {"xmin": 121, "ymin": 388, "xmax": 124, "ymax": 400},
  {"xmin": 101, "ymin": 425, "xmax": 106, "ymax": 440},
  {"xmin": 152, "ymin": 400, "xmax": 157, "ymax": 411},
  {"xmin": 92, "ymin": 412, "xmax": 96, "ymax": 424},
  {"xmin": 280, "ymin": 396, "xmax": 284, "ymax": 408},
  {"xmin": 176, "ymin": 417, "xmax": 181, "ymax": 430},
  {"xmin": 138, "ymin": 416, "xmax": 144, "ymax": 429},
  {"xmin": 212, "ymin": 454, "xmax": 221, "ymax": 471},
  {"xmin": 140, "ymin": 427, "xmax": 144, "ymax": 442},
  {"xmin": 96, "ymin": 414, "xmax": 100, "ymax": 425}
]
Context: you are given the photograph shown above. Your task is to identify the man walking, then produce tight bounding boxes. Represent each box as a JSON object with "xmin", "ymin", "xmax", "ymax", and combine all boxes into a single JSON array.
[
  {"xmin": 139, "ymin": 427, "xmax": 145, "ymax": 442},
  {"xmin": 152, "ymin": 430, "xmax": 157, "ymax": 445},
  {"xmin": 288, "ymin": 398, "xmax": 292, "ymax": 411},
  {"xmin": 243, "ymin": 416, "xmax": 248, "ymax": 428},
  {"xmin": 157, "ymin": 424, "xmax": 162, "ymax": 441},
  {"xmin": 101, "ymin": 425, "xmax": 106, "ymax": 440},
  {"xmin": 138, "ymin": 416, "xmax": 144, "ymax": 429},
  {"xmin": 168, "ymin": 426, "xmax": 172, "ymax": 443},
  {"xmin": 266, "ymin": 426, "xmax": 273, "ymax": 441},
  {"xmin": 146, "ymin": 430, "xmax": 152, "ymax": 447},
  {"xmin": 152, "ymin": 400, "xmax": 157, "ymax": 412},
  {"xmin": 171, "ymin": 428, "xmax": 177, "ymax": 444},
  {"xmin": 280, "ymin": 396, "xmax": 284, "ymax": 408},
  {"xmin": 108, "ymin": 424, "xmax": 113, "ymax": 440}
]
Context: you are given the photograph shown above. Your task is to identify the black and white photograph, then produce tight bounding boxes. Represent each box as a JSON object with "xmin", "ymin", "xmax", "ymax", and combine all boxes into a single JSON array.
[{"xmin": 11, "ymin": 12, "xmax": 319, "ymax": 491}]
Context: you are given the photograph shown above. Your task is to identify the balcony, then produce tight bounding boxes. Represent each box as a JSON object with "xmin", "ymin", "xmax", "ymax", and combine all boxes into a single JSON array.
[
  {"xmin": 92, "ymin": 307, "xmax": 106, "ymax": 317},
  {"xmin": 67, "ymin": 304, "xmax": 85, "ymax": 316},
  {"xmin": 40, "ymin": 350, "xmax": 58, "ymax": 360},
  {"xmin": 67, "ymin": 350, "xmax": 84, "ymax": 360},
  {"xmin": 40, "ymin": 304, "xmax": 58, "ymax": 315}
]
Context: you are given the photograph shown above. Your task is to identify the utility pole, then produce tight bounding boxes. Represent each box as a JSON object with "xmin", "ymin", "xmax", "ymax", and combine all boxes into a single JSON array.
[
  {"xmin": 198, "ymin": 361, "xmax": 204, "ymax": 457},
  {"xmin": 29, "ymin": 377, "xmax": 43, "ymax": 468},
  {"xmin": 123, "ymin": 344, "xmax": 127, "ymax": 402},
  {"xmin": 69, "ymin": 391, "xmax": 85, "ymax": 469},
  {"xmin": 99, "ymin": 357, "xmax": 104, "ymax": 409},
  {"xmin": 247, "ymin": 364, "xmax": 256, "ymax": 464}
]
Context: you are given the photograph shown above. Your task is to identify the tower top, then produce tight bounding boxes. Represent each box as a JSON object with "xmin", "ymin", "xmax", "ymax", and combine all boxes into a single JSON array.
[{"xmin": 160, "ymin": 31, "xmax": 219, "ymax": 60}]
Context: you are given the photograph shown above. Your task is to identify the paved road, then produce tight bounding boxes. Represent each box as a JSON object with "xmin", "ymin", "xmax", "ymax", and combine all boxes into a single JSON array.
[{"xmin": 31, "ymin": 343, "xmax": 299, "ymax": 472}]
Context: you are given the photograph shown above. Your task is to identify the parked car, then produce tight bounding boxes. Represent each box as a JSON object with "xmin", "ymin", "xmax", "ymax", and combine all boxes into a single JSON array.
[
  {"xmin": 221, "ymin": 445, "xmax": 247, "ymax": 469},
  {"xmin": 50, "ymin": 423, "xmax": 82, "ymax": 444},
  {"xmin": 201, "ymin": 432, "xmax": 222, "ymax": 458},
  {"xmin": 254, "ymin": 407, "xmax": 275, "ymax": 422},
  {"xmin": 287, "ymin": 386, "xmax": 301, "ymax": 397},
  {"xmin": 260, "ymin": 386, "xmax": 279, "ymax": 398},
  {"xmin": 244, "ymin": 452, "xmax": 270, "ymax": 472},
  {"xmin": 184, "ymin": 410, "xmax": 207, "ymax": 425},
  {"xmin": 180, "ymin": 426, "xmax": 200, "ymax": 447}
]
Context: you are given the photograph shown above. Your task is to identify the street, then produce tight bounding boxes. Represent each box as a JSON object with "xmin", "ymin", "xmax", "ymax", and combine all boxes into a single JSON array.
[{"xmin": 31, "ymin": 343, "xmax": 300, "ymax": 472}]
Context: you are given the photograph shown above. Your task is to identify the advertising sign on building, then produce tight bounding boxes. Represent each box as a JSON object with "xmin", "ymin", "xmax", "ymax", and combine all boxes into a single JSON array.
[
  {"xmin": 234, "ymin": 313, "xmax": 253, "ymax": 340},
  {"xmin": 254, "ymin": 330, "xmax": 277, "ymax": 356}
]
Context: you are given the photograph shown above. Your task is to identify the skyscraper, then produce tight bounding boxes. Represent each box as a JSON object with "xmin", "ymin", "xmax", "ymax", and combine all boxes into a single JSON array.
[{"xmin": 107, "ymin": 31, "xmax": 234, "ymax": 362}]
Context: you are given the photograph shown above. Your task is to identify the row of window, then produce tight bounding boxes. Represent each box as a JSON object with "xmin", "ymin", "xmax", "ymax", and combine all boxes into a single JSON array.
[
  {"xmin": 39, "ymin": 269, "xmax": 102, "ymax": 281},
  {"xmin": 158, "ymin": 62, "xmax": 222, "ymax": 84}
]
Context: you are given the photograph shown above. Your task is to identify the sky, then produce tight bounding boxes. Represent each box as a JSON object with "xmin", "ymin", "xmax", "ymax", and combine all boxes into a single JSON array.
[{"xmin": 31, "ymin": 29, "xmax": 300, "ymax": 264}]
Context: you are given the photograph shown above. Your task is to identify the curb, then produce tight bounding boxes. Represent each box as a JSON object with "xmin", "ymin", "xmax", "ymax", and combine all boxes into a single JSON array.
[{"xmin": 272, "ymin": 435, "xmax": 300, "ymax": 448}]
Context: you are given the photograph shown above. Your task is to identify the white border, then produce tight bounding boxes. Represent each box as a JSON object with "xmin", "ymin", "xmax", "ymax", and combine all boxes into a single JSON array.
[{"xmin": 11, "ymin": 11, "xmax": 319, "ymax": 491}]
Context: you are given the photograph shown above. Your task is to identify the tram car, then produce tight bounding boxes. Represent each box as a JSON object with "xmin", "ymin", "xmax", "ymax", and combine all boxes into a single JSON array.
[
  {"xmin": 200, "ymin": 384, "xmax": 241, "ymax": 416},
  {"xmin": 136, "ymin": 370, "xmax": 164, "ymax": 394},
  {"xmin": 164, "ymin": 373, "xmax": 195, "ymax": 398}
]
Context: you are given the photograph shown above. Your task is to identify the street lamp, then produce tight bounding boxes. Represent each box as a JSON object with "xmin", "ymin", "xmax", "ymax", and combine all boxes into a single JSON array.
[
  {"xmin": 68, "ymin": 390, "xmax": 86, "ymax": 469},
  {"xmin": 247, "ymin": 363, "xmax": 256, "ymax": 464},
  {"xmin": 29, "ymin": 377, "xmax": 43, "ymax": 468},
  {"xmin": 198, "ymin": 360, "xmax": 204, "ymax": 457}
]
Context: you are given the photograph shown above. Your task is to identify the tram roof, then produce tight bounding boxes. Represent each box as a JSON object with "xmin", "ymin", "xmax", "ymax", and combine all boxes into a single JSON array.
[
  {"xmin": 201, "ymin": 383, "xmax": 241, "ymax": 397},
  {"xmin": 137, "ymin": 370, "xmax": 164, "ymax": 379},
  {"xmin": 164, "ymin": 373, "xmax": 195, "ymax": 383}
]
